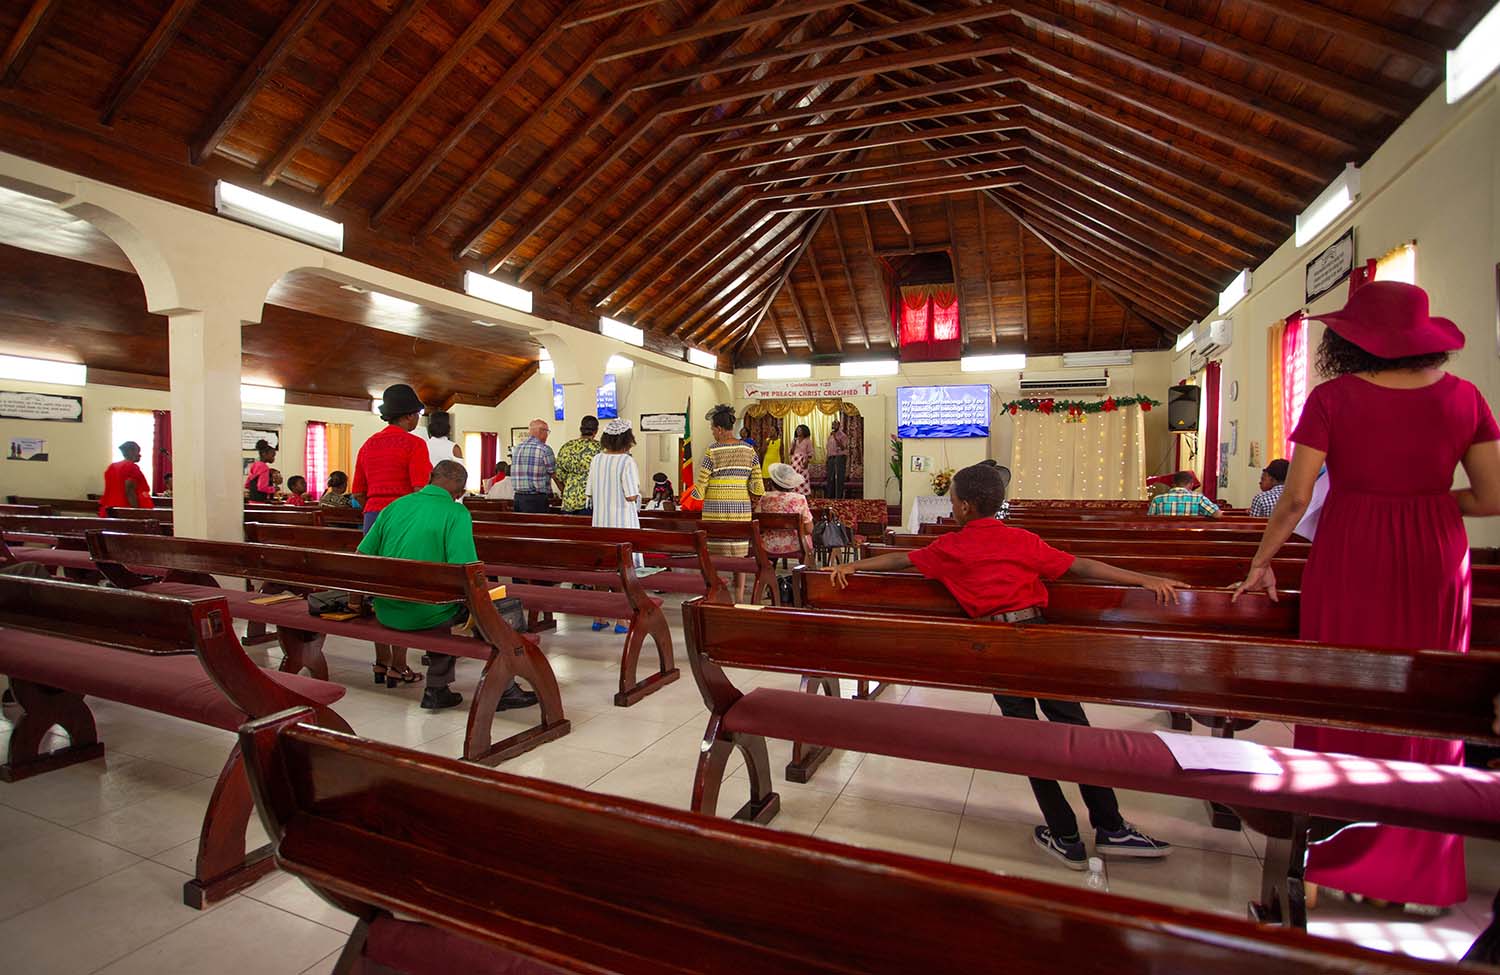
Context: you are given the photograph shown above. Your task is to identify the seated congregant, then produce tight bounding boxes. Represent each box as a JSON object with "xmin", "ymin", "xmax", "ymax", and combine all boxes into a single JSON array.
[
  {"xmin": 483, "ymin": 461, "xmax": 514, "ymax": 500},
  {"xmin": 160, "ymin": 472, "xmax": 172, "ymax": 498},
  {"xmin": 830, "ymin": 463, "xmax": 1181, "ymax": 869},
  {"xmin": 284, "ymin": 475, "xmax": 309, "ymax": 505},
  {"xmin": 357, "ymin": 460, "xmax": 537, "ymax": 714},
  {"xmin": 319, "ymin": 470, "xmax": 355, "ymax": 508},
  {"xmin": 1250, "ymin": 459, "xmax": 1289, "ymax": 517},
  {"xmin": 756, "ymin": 463, "xmax": 814, "ymax": 561},
  {"xmin": 1147, "ymin": 471, "xmax": 1221, "ymax": 518}
]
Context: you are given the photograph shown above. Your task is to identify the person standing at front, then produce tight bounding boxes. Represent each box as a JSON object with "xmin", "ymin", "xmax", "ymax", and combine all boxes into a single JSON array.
[
  {"xmin": 556, "ymin": 416, "xmax": 602, "ymax": 515},
  {"xmin": 1236, "ymin": 282, "xmax": 1500, "ymax": 912},
  {"xmin": 826, "ymin": 420, "xmax": 850, "ymax": 499},
  {"xmin": 511, "ymin": 419, "xmax": 557, "ymax": 514},
  {"xmin": 351, "ymin": 383, "xmax": 433, "ymax": 688},
  {"xmin": 99, "ymin": 441, "xmax": 153, "ymax": 516}
]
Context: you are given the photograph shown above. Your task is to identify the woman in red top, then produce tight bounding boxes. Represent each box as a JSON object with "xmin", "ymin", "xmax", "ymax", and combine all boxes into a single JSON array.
[
  {"xmin": 352, "ymin": 384, "xmax": 433, "ymax": 533},
  {"xmin": 99, "ymin": 441, "xmax": 153, "ymax": 516},
  {"xmin": 1237, "ymin": 282, "xmax": 1500, "ymax": 911},
  {"xmin": 351, "ymin": 383, "xmax": 433, "ymax": 687}
]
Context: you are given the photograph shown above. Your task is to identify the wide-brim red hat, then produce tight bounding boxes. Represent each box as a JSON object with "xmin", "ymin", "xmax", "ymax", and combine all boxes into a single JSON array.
[{"xmin": 1308, "ymin": 281, "xmax": 1464, "ymax": 358}]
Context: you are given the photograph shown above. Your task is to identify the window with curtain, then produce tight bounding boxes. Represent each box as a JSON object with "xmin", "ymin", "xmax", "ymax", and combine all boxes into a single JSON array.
[
  {"xmin": 1376, "ymin": 242, "xmax": 1416, "ymax": 284},
  {"xmin": 110, "ymin": 409, "xmax": 155, "ymax": 490},
  {"xmin": 463, "ymin": 432, "xmax": 484, "ymax": 490},
  {"xmin": 304, "ymin": 421, "xmax": 328, "ymax": 500},
  {"xmin": 151, "ymin": 410, "xmax": 172, "ymax": 494},
  {"xmin": 1266, "ymin": 313, "xmax": 1309, "ymax": 460},
  {"xmin": 897, "ymin": 284, "xmax": 961, "ymax": 362},
  {"xmin": 326, "ymin": 423, "xmax": 352, "ymax": 479}
]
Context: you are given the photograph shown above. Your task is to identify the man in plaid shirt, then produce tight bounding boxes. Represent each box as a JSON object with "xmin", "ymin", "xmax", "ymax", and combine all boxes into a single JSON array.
[
  {"xmin": 510, "ymin": 418, "xmax": 558, "ymax": 514},
  {"xmin": 1147, "ymin": 471, "xmax": 1221, "ymax": 518},
  {"xmin": 1249, "ymin": 458, "xmax": 1288, "ymax": 517}
]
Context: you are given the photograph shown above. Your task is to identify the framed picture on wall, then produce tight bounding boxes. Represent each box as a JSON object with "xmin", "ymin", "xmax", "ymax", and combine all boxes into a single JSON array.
[{"xmin": 510, "ymin": 427, "xmax": 529, "ymax": 455}]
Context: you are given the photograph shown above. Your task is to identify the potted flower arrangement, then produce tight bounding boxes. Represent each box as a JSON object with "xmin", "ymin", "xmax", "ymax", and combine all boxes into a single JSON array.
[
  {"xmin": 930, "ymin": 467, "xmax": 955, "ymax": 496},
  {"xmin": 887, "ymin": 435, "xmax": 902, "ymax": 497}
]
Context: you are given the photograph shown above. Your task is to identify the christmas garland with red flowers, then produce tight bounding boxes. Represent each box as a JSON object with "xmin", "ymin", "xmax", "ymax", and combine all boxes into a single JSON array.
[{"xmin": 1002, "ymin": 394, "xmax": 1160, "ymax": 418}]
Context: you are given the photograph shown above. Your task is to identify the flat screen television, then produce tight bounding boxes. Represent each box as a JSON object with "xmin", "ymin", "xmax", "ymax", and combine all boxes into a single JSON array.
[{"xmin": 897, "ymin": 385, "xmax": 991, "ymax": 439}]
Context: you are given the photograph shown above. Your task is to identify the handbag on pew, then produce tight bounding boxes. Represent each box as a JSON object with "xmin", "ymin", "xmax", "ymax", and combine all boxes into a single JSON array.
[
  {"xmin": 306, "ymin": 590, "xmax": 371, "ymax": 620},
  {"xmin": 814, "ymin": 510, "xmax": 853, "ymax": 553},
  {"xmin": 448, "ymin": 586, "xmax": 529, "ymax": 639}
]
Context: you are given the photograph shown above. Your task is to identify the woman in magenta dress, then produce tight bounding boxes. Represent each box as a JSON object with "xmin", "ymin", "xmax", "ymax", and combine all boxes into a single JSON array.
[
  {"xmin": 1237, "ymin": 282, "xmax": 1500, "ymax": 909},
  {"xmin": 788, "ymin": 424, "xmax": 813, "ymax": 497}
]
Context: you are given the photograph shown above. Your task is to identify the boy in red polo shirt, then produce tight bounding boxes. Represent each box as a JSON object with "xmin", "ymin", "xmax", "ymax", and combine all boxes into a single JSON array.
[{"xmin": 831, "ymin": 463, "xmax": 1180, "ymax": 869}]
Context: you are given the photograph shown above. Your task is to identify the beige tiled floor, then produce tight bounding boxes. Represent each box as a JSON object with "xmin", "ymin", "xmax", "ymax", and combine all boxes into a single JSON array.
[{"xmin": 2, "ymin": 596, "xmax": 1496, "ymax": 972}]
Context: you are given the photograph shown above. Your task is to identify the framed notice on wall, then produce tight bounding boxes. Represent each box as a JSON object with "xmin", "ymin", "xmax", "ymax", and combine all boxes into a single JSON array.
[
  {"xmin": 0, "ymin": 390, "xmax": 83, "ymax": 422},
  {"xmin": 241, "ymin": 426, "xmax": 279, "ymax": 451},
  {"xmin": 1305, "ymin": 228, "xmax": 1355, "ymax": 303},
  {"xmin": 639, "ymin": 413, "xmax": 686, "ymax": 435}
]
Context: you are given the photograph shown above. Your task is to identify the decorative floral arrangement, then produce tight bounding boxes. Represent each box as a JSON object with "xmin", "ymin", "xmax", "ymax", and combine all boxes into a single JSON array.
[
  {"xmin": 1002, "ymin": 394, "xmax": 1159, "ymax": 424},
  {"xmin": 888, "ymin": 434, "xmax": 903, "ymax": 486},
  {"xmin": 930, "ymin": 467, "xmax": 955, "ymax": 496}
]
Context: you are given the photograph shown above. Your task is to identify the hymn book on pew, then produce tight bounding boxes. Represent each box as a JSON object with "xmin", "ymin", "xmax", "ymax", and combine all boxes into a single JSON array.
[{"xmin": 1153, "ymin": 730, "xmax": 1285, "ymax": 775}]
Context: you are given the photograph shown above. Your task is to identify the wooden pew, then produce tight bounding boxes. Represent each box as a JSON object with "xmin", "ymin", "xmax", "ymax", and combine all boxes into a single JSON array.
[
  {"xmin": 242, "ymin": 522, "xmax": 682, "ymax": 707},
  {"xmin": 239, "ymin": 711, "xmax": 1455, "ymax": 975},
  {"xmin": 469, "ymin": 509, "xmax": 781, "ymax": 604},
  {"xmin": 0, "ymin": 502, "xmax": 51, "ymax": 515},
  {"xmin": 6, "ymin": 495, "xmax": 99, "ymax": 513},
  {"xmin": 84, "ymin": 531, "xmax": 569, "ymax": 764},
  {"xmin": 682, "ymin": 600, "xmax": 1500, "ymax": 928},
  {"xmin": 917, "ymin": 521, "xmax": 1293, "ymax": 541},
  {"xmin": 107, "ymin": 506, "xmax": 326, "ymax": 526},
  {"xmin": 0, "ymin": 575, "xmax": 350, "ymax": 907},
  {"xmin": 888, "ymin": 532, "xmax": 1307, "ymax": 561},
  {"xmin": 0, "ymin": 514, "xmax": 169, "ymax": 575}
]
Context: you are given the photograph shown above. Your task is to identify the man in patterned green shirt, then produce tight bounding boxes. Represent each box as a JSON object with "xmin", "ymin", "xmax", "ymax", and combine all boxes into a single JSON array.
[
  {"xmin": 555, "ymin": 415, "xmax": 602, "ymax": 515},
  {"xmin": 1146, "ymin": 471, "xmax": 1221, "ymax": 518}
]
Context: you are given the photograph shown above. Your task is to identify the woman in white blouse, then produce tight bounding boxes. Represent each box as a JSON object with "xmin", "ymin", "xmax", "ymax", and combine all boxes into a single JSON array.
[{"xmin": 587, "ymin": 419, "xmax": 643, "ymax": 633}]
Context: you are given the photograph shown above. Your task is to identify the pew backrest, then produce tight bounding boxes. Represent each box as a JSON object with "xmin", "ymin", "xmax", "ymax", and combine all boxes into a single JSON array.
[
  {"xmin": 6, "ymin": 495, "xmax": 98, "ymax": 513},
  {"xmin": 0, "ymin": 514, "xmax": 168, "ymax": 539},
  {"xmin": 240, "ymin": 712, "xmax": 1444, "ymax": 975}
]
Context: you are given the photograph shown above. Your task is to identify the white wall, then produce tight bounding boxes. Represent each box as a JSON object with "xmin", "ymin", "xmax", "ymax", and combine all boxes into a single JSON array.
[
  {"xmin": 731, "ymin": 351, "xmax": 1176, "ymax": 527},
  {"xmin": 1186, "ymin": 74, "xmax": 1500, "ymax": 543},
  {"xmin": 0, "ymin": 378, "xmax": 169, "ymax": 499}
]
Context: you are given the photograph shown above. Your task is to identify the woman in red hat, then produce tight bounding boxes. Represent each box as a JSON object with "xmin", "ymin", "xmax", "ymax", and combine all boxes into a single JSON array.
[{"xmin": 1236, "ymin": 281, "xmax": 1500, "ymax": 911}]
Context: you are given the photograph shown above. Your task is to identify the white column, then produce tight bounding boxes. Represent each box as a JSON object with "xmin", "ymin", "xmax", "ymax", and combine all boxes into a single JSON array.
[{"xmin": 166, "ymin": 307, "xmax": 244, "ymax": 540}]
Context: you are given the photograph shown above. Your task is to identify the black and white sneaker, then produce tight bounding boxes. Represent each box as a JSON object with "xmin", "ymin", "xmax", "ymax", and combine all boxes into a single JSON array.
[
  {"xmin": 1095, "ymin": 823, "xmax": 1172, "ymax": 858},
  {"xmin": 1033, "ymin": 826, "xmax": 1088, "ymax": 870}
]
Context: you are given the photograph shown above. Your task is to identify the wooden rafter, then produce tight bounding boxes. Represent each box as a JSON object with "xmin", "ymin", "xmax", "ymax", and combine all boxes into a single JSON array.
[
  {"xmin": 0, "ymin": 0, "xmax": 61, "ymax": 85},
  {"xmin": 672, "ymin": 213, "xmax": 811, "ymax": 335},
  {"xmin": 261, "ymin": 0, "xmax": 424, "ymax": 187},
  {"xmin": 563, "ymin": 0, "xmax": 664, "ymax": 29},
  {"xmin": 738, "ymin": 141, "xmax": 1015, "ymax": 187},
  {"xmin": 684, "ymin": 76, "xmax": 1002, "ymax": 139},
  {"xmin": 192, "ymin": 0, "xmax": 332, "ymax": 164},
  {"xmin": 944, "ymin": 196, "xmax": 968, "ymax": 348},
  {"xmin": 859, "ymin": 206, "xmax": 895, "ymax": 345},
  {"xmin": 767, "ymin": 305, "xmax": 790, "ymax": 354},
  {"xmin": 1085, "ymin": 281, "xmax": 1097, "ymax": 350},
  {"xmin": 785, "ymin": 280, "xmax": 816, "ymax": 353},
  {"xmin": 1052, "ymin": 253, "xmax": 1060, "ymax": 350},
  {"xmin": 887, "ymin": 200, "xmax": 911, "ymax": 239},
  {"xmin": 828, "ymin": 212, "xmax": 871, "ymax": 349},
  {"xmin": 768, "ymin": 175, "xmax": 1021, "ymax": 213},
  {"xmin": 709, "ymin": 109, "xmax": 1024, "ymax": 161},
  {"xmin": 974, "ymin": 191, "xmax": 997, "ymax": 344},
  {"xmin": 100, "ymin": 0, "xmax": 199, "ymax": 125},
  {"xmin": 1015, "ymin": 221, "xmax": 1028, "ymax": 341},
  {"xmin": 596, "ymin": 0, "xmax": 850, "ymax": 62},
  {"xmin": 1231, "ymin": 0, "xmax": 1443, "ymax": 63},
  {"xmin": 806, "ymin": 249, "xmax": 842, "ymax": 353},
  {"xmin": 321, "ymin": 0, "xmax": 519, "ymax": 207},
  {"xmin": 752, "ymin": 161, "xmax": 1023, "ymax": 202}
]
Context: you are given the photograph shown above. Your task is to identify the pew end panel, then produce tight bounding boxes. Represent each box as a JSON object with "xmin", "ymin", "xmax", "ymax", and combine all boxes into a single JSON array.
[{"xmin": 236, "ymin": 715, "xmax": 1465, "ymax": 975}]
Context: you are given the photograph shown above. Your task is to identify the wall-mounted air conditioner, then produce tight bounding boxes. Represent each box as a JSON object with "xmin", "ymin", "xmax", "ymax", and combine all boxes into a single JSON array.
[
  {"xmin": 1190, "ymin": 319, "xmax": 1233, "ymax": 372},
  {"xmin": 1017, "ymin": 371, "xmax": 1111, "ymax": 393}
]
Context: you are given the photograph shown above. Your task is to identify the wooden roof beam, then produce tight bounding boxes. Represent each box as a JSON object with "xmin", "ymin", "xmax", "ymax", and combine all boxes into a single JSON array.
[
  {"xmin": 1232, "ymin": 0, "xmax": 1443, "ymax": 64},
  {"xmin": 974, "ymin": 191, "xmax": 997, "ymax": 344},
  {"xmin": 767, "ymin": 175, "xmax": 1023, "ymax": 213},
  {"xmin": 706, "ymin": 100, "xmax": 1023, "ymax": 158},
  {"xmin": 321, "ymin": 0, "xmax": 519, "ymax": 206},
  {"xmin": 656, "ymin": 210, "xmax": 808, "ymax": 329},
  {"xmin": 1085, "ymin": 280, "xmax": 1097, "ymax": 350},
  {"xmin": 0, "ymin": 0, "xmax": 61, "ymax": 85},
  {"xmin": 596, "ymin": 0, "xmax": 852, "ymax": 62},
  {"xmin": 737, "ymin": 141, "xmax": 1017, "ymax": 187},
  {"xmin": 829, "ymin": 211, "xmax": 872, "ymax": 349},
  {"xmin": 100, "ymin": 0, "xmax": 199, "ymax": 125},
  {"xmin": 192, "ymin": 0, "xmax": 332, "ymax": 164},
  {"xmin": 806, "ymin": 248, "xmax": 843, "ymax": 353},
  {"xmin": 1015, "ymin": 221, "xmax": 1029, "ymax": 342},
  {"xmin": 752, "ymin": 160, "xmax": 1025, "ymax": 202},
  {"xmin": 692, "ymin": 225, "xmax": 821, "ymax": 344},
  {"xmin": 767, "ymin": 304, "xmax": 791, "ymax": 354},
  {"xmin": 719, "ymin": 120, "xmax": 1023, "ymax": 171},
  {"xmin": 1052, "ymin": 252, "xmax": 1060, "ymax": 351},
  {"xmin": 944, "ymin": 195, "xmax": 971, "ymax": 349},
  {"xmin": 859, "ymin": 206, "xmax": 896, "ymax": 345},
  {"xmin": 685, "ymin": 76, "xmax": 1002, "ymax": 139},
  {"xmin": 372, "ymin": 0, "xmax": 596, "ymax": 227},
  {"xmin": 563, "ymin": 0, "xmax": 665, "ymax": 28},
  {"xmin": 261, "ymin": 0, "xmax": 424, "ymax": 187}
]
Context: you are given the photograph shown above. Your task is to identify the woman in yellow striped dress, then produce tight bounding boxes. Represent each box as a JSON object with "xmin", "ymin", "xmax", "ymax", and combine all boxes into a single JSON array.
[{"xmin": 693, "ymin": 404, "xmax": 764, "ymax": 599}]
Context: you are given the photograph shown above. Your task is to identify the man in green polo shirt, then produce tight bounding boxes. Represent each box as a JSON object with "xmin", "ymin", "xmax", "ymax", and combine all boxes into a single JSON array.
[{"xmin": 358, "ymin": 460, "xmax": 537, "ymax": 713}]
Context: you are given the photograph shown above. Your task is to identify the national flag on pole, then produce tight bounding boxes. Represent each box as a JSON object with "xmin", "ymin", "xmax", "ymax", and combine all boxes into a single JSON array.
[{"xmin": 679, "ymin": 400, "xmax": 694, "ymax": 497}]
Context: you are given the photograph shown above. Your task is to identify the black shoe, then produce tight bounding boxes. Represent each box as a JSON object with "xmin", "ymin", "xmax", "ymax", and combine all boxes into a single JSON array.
[
  {"xmin": 1033, "ymin": 826, "xmax": 1088, "ymax": 870},
  {"xmin": 420, "ymin": 687, "xmax": 463, "ymax": 711},
  {"xmin": 496, "ymin": 685, "xmax": 539, "ymax": 711}
]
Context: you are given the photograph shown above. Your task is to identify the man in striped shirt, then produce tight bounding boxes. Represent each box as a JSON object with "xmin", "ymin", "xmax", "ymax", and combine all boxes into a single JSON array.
[
  {"xmin": 1146, "ymin": 471, "xmax": 1221, "ymax": 518},
  {"xmin": 510, "ymin": 419, "xmax": 558, "ymax": 514},
  {"xmin": 1250, "ymin": 459, "xmax": 1289, "ymax": 517}
]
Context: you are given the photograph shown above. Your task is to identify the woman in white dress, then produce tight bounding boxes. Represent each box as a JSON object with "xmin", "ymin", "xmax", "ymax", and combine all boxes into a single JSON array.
[
  {"xmin": 425, "ymin": 412, "xmax": 462, "ymax": 466},
  {"xmin": 587, "ymin": 419, "xmax": 642, "ymax": 632}
]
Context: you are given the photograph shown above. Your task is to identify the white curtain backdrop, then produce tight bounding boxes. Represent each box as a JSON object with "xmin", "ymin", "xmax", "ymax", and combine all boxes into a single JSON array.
[{"xmin": 1008, "ymin": 408, "xmax": 1147, "ymax": 500}]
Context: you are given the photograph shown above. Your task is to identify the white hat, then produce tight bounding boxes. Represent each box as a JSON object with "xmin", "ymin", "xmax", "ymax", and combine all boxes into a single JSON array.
[
  {"xmin": 768, "ymin": 462, "xmax": 805, "ymax": 490},
  {"xmin": 603, "ymin": 418, "xmax": 632, "ymax": 436}
]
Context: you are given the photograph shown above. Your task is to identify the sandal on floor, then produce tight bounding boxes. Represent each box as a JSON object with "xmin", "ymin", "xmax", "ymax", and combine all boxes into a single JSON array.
[
  {"xmin": 372, "ymin": 664, "xmax": 388, "ymax": 686},
  {"xmin": 385, "ymin": 666, "xmax": 422, "ymax": 687}
]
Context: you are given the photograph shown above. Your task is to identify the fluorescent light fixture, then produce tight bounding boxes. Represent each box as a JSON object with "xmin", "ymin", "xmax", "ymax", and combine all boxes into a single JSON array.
[
  {"xmin": 756, "ymin": 363, "xmax": 811, "ymax": 380},
  {"xmin": 1295, "ymin": 164, "xmax": 1360, "ymax": 247},
  {"xmin": 1447, "ymin": 1, "xmax": 1500, "ymax": 103},
  {"xmin": 368, "ymin": 291, "xmax": 418, "ymax": 312},
  {"xmin": 605, "ymin": 354, "xmax": 634, "ymax": 372},
  {"xmin": 240, "ymin": 383, "xmax": 286, "ymax": 406},
  {"xmin": 1175, "ymin": 328, "xmax": 1195, "ymax": 352},
  {"xmin": 1218, "ymin": 269, "xmax": 1252, "ymax": 314},
  {"xmin": 1062, "ymin": 350, "xmax": 1133, "ymax": 368},
  {"xmin": 840, "ymin": 359, "xmax": 899, "ymax": 377},
  {"xmin": 0, "ymin": 354, "xmax": 86, "ymax": 386},
  {"xmin": 213, "ymin": 181, "xmax": 343, "ymax": 252},
  {"xmin": 472, "ymin": 319, "xmax": 499, "ymax": 327},
  {"xmin": 686, "ymin": 348, "xmax": 718, "ymax": 369},
  {"xmin": 600, "ymin": 317, "xmax": 644, "ymax": 347},
  {"xmin": 538, "ymin": 347, "xmax": 554, "ymax": 375},
  {"xmin": 463, "ymin": 270, "xmax": 532, "ymax": 314},
  {"xmin": 960, "ymin": 354, "xmax": 1026, "ymax": 372}
]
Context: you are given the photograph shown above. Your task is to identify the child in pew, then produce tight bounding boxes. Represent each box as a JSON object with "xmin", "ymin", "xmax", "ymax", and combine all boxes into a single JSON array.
[
  {"xmin": 284, "ymin": 475, "xmax": 309, "ymax": 505},
  {"xmin": 830, "ymin": 463, "xmax": 1183, "ymax": 870}
]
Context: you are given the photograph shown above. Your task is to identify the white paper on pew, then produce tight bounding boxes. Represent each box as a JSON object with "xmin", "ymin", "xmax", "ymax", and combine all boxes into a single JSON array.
[{"xmin": 1152, "ymin": 731, "xmax": 1284, "ymax": 775}]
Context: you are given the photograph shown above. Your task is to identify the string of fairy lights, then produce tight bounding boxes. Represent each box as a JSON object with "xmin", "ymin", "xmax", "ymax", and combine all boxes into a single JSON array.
[{"xmin": 1010, "ymin": 399, "xmax": 1151, "ymax": 500}]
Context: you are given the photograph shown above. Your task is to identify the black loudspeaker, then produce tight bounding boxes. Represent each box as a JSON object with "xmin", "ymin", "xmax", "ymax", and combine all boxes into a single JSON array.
[{"xmin": 1167, "ymin": 385, "xmax": 1200, "ymax": 432}]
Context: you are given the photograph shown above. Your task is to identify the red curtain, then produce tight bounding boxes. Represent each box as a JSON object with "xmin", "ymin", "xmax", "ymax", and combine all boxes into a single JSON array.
[
  {"xmin": 151, "ymin": 410, "xmax": 171, "ymax": 495},
  {"xmin": 1348, "ymin": 257, "xmax": 1377, "ymax": 295},
  {"xmin": 1201, "ymin": 361, "xmax": 1222, "ymax": 502},
  {"xmin": 480, "ymin": 432, "xmax": 499, "ymax": 482},
  {"xmin": 304, "ymin": 421, "xmax": 327, "ymax": 500},
  {"xmin": 1281, "ymin": 313, "xmax": 1308, "ymax": 444},
  {"xmin": 897, "ymin": 284, "xmax": 962, "ymax": 362}
]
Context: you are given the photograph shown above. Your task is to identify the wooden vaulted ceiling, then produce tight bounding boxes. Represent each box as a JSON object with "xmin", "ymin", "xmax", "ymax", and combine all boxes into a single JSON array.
[{"xmin": 0, "ymin": 0, "xmax": 1483, "ymax": 369}]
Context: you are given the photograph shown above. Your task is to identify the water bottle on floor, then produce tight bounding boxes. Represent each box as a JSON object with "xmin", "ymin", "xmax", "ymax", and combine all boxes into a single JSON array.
[{"xmin": 1085, "ymin": 856, "xmax": 1108, "ymax": 892}]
